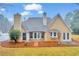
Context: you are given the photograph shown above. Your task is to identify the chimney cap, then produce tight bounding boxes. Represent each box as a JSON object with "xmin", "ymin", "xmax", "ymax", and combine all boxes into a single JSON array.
[{"xmin": 14, "ymin": 13, "xmax": 21, "ymax": 16}]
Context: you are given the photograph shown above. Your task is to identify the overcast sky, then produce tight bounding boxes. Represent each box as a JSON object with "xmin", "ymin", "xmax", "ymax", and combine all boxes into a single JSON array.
[{"xmin": 0, "ymin": 3, "xmax": 79, "ymax": 21}]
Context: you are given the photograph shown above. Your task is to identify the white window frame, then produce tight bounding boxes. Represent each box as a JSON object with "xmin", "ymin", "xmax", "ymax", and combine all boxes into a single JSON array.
[
  {"xmin": 51, "ymin": 32, "xmax": 57, "ymax": 38},
  {"xmin": 30, "ymin": 32, "xmax": 44, "ymax": 39},
  {"xmin": 63, "ymin": 32, "xmax": 69, "ymax": 40}
]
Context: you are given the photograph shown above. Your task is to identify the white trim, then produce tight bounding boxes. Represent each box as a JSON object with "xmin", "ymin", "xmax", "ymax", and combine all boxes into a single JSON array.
[
  {"xmin": 39, "ymin": 32, "xmax": 41, "ymax": 39},
  {"xmin": 36, "ymin": 32, "xmax": 38, "ymax": 39},
  {"xmin": 51, "ymin": 32, "xmax": 57, "ymax": 38},
  {"xmin": 30, "ymin": 32, "xmax": 44, "ymax": 39},
  {"xmin": 62, "ymin": 32, "xmax": 72, "ymax": 41},
  {"xmin": 26, "ymin": 32, "xmax": 29, "ymax": 42}
]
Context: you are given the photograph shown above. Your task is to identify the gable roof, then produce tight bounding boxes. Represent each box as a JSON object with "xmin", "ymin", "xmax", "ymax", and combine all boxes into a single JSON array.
[
  {"xmin": 48, "ymin": 14, "xmax": 72, "ymax": 32},
  {"xmin": 22, "ymin": 17, "xmax": 52, "ymax": 31}
]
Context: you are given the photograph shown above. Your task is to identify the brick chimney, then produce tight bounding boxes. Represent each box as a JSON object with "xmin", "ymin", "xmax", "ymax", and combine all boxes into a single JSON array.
[
  {"xmin": 43, "ymin": 12, "xmax": 47, "ymax": 25},
  {"xmin": 14, "ymin": 13, "xmax": 21, "ymax": 31}
]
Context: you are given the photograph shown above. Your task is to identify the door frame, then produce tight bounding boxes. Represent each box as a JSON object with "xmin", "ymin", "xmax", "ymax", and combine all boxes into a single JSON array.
[{"xmin": 22, "ymin": 33, "xmax": 26, "ymax": 40}]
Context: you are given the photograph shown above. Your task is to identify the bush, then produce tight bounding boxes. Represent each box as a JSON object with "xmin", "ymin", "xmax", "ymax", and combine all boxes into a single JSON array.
[{"xmin": 9, "ymin": 29, "xmax": 21, "ymax": 43}]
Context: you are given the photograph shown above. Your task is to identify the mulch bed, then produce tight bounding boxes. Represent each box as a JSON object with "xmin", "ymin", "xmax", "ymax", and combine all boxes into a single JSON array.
[
  {"xmin": 72, "ymin": 39, "xmax": 79, "ymax": 42},
  {"xmin": 1, "ymin": 40, "xmax": 79, "ymax": 48},
  {"xmin": 0, "ymin": 40, "xmax": 59, "ymax": 48},
  {"xmin": 0, "ymin": 41, "xmax": 26, "ymax": 48}
]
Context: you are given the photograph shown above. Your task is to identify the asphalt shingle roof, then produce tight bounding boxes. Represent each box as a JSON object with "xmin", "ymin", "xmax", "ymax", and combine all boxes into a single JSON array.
[{"xmin": 22, "ymin": 17, "xmax": 52, "ymax": 31}]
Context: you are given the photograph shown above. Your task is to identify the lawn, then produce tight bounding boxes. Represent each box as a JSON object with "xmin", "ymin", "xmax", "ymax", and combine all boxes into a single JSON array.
[
  {"xmin": 0, "ymin": 47, "xmax": 79, "ymax": 56},
  {"xmin": 72, "ymin": 35, "xmax": 79, "ymax": 40}
]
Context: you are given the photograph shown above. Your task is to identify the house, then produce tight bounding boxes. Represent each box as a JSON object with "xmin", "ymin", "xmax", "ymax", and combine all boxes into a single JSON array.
[{"xmin": 13, "ymin": 12, "xmax": 72, "ymax": 42}]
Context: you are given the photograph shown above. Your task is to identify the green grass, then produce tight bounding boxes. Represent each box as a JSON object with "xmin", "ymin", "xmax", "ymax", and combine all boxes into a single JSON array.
[
  {"xmin": 0, "ymin": 47, "xmax": 79, "ymax": 56},
  {"xmin": 72, "ymin": 35, "xmax": 79, "ymax": 40}
]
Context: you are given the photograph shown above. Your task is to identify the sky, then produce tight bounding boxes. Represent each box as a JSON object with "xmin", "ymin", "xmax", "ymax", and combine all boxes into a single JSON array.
[{"xmin": 0, "ymin": 3, "xmax": 79, "ymax": 22}]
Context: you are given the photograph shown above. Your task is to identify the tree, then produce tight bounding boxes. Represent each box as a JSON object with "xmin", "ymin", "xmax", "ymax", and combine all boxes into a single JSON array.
[
  {"xmin": 65, "ymin": 12, "xmax": 73, "ymax": 26},
  {"xmin": 9, "ymin": 29, "xmax": 20, "ymax": 43},
  {"xmin": 0, "ymin": 14, "xmax": 12, "ymax": 33},
  {"xmin": 65, "ymin": 10, "xmax": 79, "ymax": 34}
]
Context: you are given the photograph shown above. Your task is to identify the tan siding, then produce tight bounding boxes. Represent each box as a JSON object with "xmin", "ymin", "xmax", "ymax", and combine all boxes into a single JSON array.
[
  {"xmin": 49, "ymin": 17, "xmax": 70, "ymax": 32},
  {"xmin": 44, "ymin": 32, "xmax": 51, "ymax": 41},
  {"xmin": 48, "ymin": 16, "xmax": 72, "ymax": 41}
]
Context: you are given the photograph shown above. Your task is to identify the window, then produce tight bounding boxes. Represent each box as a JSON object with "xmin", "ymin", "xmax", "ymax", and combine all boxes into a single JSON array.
[
  {"xmin": 54, "ymin": 32, "xmax": 56, "ymax": 36},
  {"xmin": 63, "ymin": 33, "xmax": 69, "ymax": 40},
  {"xmin": 51, "ymin": 32, "xmax": 52, "ymax": 36},
  {"xmin": 41, "ymin": 32, "xmax": 44, "ymax": 38},
  {"xmin": 67, "ymin": 33, "xmax": 69, "ymax": 39},
  {"xmin": 29, "ymin": 32, "xmax": 45, "ymax": 39},
  {"xmin": 38, "ymin": 33, "xmax": 40, "ymax": 38},
  {"xmin": 34, "ymin": 33, "xmax": 37, "ymax": 38},
  {"xmin": 63, "ymin": 33, "xmax": 65, "ymax": 40},
  {"xmin": 23, "ymin": 33, "xmax": 26, "ymax": 40},
  {"xmin": 51, "ymin": 32, "xmax": 57, "ymax": 38},
  {"xmin": 30, "ymin": 32, "xmax": 33, "ymax": 38}
]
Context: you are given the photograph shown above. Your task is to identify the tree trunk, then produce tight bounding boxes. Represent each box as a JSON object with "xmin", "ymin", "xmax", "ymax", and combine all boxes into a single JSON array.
[{"xmin": 14, "ymin": 39, "xmax": 17, "ymax": 43}]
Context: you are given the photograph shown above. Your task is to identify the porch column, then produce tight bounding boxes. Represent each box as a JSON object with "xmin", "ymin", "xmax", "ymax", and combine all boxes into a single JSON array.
[
  {"xmin": 45, "ymin": 32, "xmax": 51, "ymax": 41},
  {"xmin": 45, "ymin": 32, "xmax": 48, "ymax": 41},
  {"xmin": 26, "ymin": 32, "xmax": 30, "ymax": 42}
]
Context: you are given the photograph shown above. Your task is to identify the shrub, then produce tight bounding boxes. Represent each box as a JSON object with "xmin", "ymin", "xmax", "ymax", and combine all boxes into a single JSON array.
[{"xmin": 9, "ymin": 29, "xmax": 20, "ymax": 43}]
